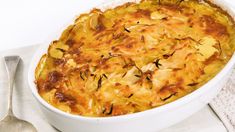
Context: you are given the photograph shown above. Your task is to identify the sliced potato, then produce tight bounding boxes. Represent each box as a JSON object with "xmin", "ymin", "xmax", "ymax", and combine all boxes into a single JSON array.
[
  {"xmin": 196, "ymin": 36, "xmax": 218, "ymax": 61},
  {"xmin": 150, "ymin": 11, "xmax": 168, "ymax": 20},
  {"xmin": 49, "ymin": 41, "xmax": 69, "ymax": 59}
]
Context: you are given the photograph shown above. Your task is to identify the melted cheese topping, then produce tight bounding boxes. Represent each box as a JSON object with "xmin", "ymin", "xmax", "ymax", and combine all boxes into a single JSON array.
[{"xmin": 35, "ymin": 0, "xmax": 235, "ymax": 117}]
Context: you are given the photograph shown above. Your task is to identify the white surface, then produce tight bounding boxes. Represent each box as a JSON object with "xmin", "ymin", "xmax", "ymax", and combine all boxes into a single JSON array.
[
  {"xmin": 0, "ymin": 45, "xmax": 227, "ymax": 132},
  {"xmin": 0, "ymin": 0, "xmax": 235, "ymax": 51},
  {"xmin": 0, "ymin": 0, "xmax": 105, "ymax": 51}
]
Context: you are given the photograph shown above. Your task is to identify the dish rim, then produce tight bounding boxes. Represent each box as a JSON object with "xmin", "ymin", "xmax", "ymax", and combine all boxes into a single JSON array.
[{"xmin": 27, "ymin": 0, "xmax": 235, "ymax": 121}]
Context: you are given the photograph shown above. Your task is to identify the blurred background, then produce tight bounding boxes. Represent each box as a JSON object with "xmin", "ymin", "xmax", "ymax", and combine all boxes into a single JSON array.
[
  {"xmin": 0, "ymin": 0, "xmax": 234, "ymax": 51},
  {"xmin": 0, "ymin": 0, "xmax": 107, "ymax": 51}
]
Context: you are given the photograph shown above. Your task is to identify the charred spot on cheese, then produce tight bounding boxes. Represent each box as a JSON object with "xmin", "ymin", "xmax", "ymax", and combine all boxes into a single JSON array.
[
  {"xmin": 200, "ymin": 15, "xmax": 229, "ymax": 37},
  {"xmin": 65, "ymin": 39, "xmax": 76, "ymax": 47},
  {"xmin": 35, "ymin": 0, "xmax": 235, "ymax": 117},
  {"xmin": 133, "ymin": 9, "xmax": 151, "ymax": 18},
  {"xmin": 48, "ymin": 71, "xmax": 63, "ymax": 83},
  {"xmin": 54, "ymin": 91, "xmax": 77, "ymax": 106},
  {"xmin": 163, "ymin": 51, "xmax": 175, "ymax": 59},
  {"xmin": 36, "ymin": 80, "xmax": 53, "ymax": 93},
  {"xmin": 53, "ymin": 58, "xmax": 65, "ymax": 65}
]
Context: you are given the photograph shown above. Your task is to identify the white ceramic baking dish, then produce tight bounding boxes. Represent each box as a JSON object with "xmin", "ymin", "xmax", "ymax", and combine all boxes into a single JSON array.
[{"xmin": 28, "ymin": 0, "xmax": 235, "ymax": 132}]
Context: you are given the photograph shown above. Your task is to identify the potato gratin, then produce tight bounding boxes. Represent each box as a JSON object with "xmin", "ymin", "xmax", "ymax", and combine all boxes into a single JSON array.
[{"xmin": 35, "ymin": 0, "xmax": 235, "ymax": 117}]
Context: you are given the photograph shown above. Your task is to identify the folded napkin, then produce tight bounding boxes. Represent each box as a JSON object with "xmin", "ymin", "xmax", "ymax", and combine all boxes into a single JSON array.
[{"xmin": 209, "ymin": 69, "xmax": 235, "ymax": 132}]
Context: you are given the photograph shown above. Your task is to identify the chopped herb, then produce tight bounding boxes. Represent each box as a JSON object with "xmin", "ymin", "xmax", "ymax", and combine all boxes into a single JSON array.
[
  {"xmin": 146, "ymin": 76, "xmax": 151, "ymax": 81},
  {"xmin": 80, "ymin": 72, "xmax": 84, "ymax": 80},
  {"xmin": 160, "ymin": 92, "xmax": 177, "ymax": 101},
  {"xmin": 97, "ymin": 76, "xmax": 103, "ymax": 90},
  {"xmin": 102, "ymin": 108, "xmax": 106, "ymax": 114},
  {"xmin": 80, "ymin": 71, "xmax": 88, "ymax": 80},
  {"xmin": 103, "ymin": 104, "xmax": 113, "ymax": 115},
  {"xmin": 124, "ymin": 27, "xmax": 131, "ymax": 33},
  {"xmin": 218, "ymin": 42, "xmax": 222, "ymax": 55},
  {"xmin": 197, "ymin": 52, "xmax": 204, "ymax": 56},
  {"xmin": 153, "ymin": 59, "xmax": 162, "ymax": 68},
  {"xmin": 93, "ymin": 74, "xmax": 97, "ymax": 80},
  {"xmin": 108, "ymin": 52, "xmax": 120, "ymax": 57},
  {"xmin": 187, "ymin": 82, "xmax": 198, "ymax": 86},
  {"xmin": 103, "ymin": 74, "xmax": 108, "ymax": 79},
  {"xmin": 107, "ymin": 104, "xmax": 113, "ymax": 115},
  {"xmin": 134, "ymin": 65, "xmax": 143, "ymax": 74},
  {"xmin": 65, "ymin": 79, "xmax": 72, "ymax": 88},
  {"xmin": 122, "ymin": 72, "xmax": 127, "ymax": 78},
  {"xmin": 128, "ymin": 94, "xmax": 134, "ymax": 98}
]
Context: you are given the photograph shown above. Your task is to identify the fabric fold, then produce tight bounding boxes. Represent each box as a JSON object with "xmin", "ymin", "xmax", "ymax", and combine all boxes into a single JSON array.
[{"xmin": 209, "ymin": 69, "xmax": 235, "ymax": 132}]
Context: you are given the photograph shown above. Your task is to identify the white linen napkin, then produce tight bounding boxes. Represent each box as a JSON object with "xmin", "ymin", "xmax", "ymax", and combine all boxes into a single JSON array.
[{"xmin": 209, "ymin": 69, "xmax": 235, "ymax": 132}]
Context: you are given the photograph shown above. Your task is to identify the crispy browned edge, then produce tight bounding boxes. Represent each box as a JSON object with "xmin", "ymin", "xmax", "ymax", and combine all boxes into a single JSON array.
[
  {"xmin": 205, "ymin": 0, "xmax": 235, "ymax": 26},
  {"xmin": 34, "ymin": 0, "xmax": 235, "ymax": 90}
]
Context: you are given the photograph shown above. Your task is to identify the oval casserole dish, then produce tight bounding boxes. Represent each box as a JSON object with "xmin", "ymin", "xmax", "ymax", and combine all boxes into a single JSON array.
[{"xmin": 28, "ymin": 0, "xmax": 235, "ymax": 132}]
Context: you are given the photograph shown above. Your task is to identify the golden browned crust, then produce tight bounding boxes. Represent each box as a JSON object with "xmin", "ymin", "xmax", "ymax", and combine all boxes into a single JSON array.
[{"xmin": 35, "ymin": 0, "xmax": 235, "ymax": 117}]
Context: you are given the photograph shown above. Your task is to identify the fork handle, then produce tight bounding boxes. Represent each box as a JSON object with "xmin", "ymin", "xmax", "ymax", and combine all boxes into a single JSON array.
[{"xmin": 4, "ymin": 56, "xmax": 21, "ymax": 116}]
